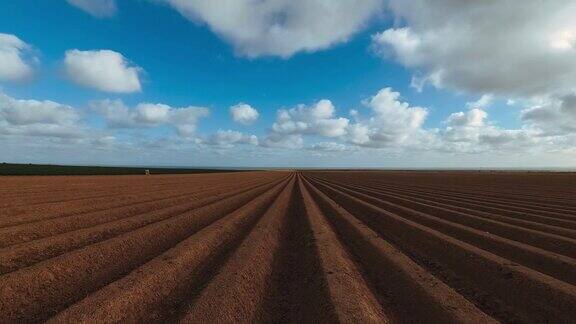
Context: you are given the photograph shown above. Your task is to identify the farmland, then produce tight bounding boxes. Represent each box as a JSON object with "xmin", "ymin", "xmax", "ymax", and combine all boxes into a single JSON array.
[{"xmin": 0, "ymin": 171, "xmax": 575, "ymax": 323}]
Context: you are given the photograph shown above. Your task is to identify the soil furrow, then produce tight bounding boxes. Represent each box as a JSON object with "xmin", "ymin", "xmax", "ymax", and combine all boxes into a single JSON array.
[
  {"xmin": 312, "ymin": 174, "xmax": 576, "ymax": 222},
  {"xmin": 311, "ymin": 176, "xmax": 576, "ymax": 235},
  {"xmin": 47, "ymin": 176, "xmax": 292, "ymax": 323},
  {"xmin": 312, "ymin": 177, "xmax": 576, "ymax": 260},
  {"xmin": 298, "ymin": 176, "xmax": 388, "ymax": 323},
  {"xmin": 302, "ymin": 176, "xmax": 496, "ymax": 323},
  {"xmin": 0, "ymin": 177, "xmax": 288, "ymax": 274},
  {"xmin": 308, "ymin": 177, "xmax": 576, "ymax": 323},
  {"xmin": 0, "ymin": 173, "xmax": 266, "ymax": 208},
  {"xmin": 2, "ymin": 170, "xmax": 574, "ymax": 323},
  {"xmin": 0, "ymin": 175, "xmax": 276, "ymax": 226},
  {"xmin": 310, "ymin": 172, "xmax": 576, "ymax": 214},
  {"xmin": 0, "ymin": 176, "xmax": 289, "ymax": 323},
  {"xmin": 258, "ymin": 176, "xmax": 337, "ymax": 323},
  {"xmin": 174, "ymin": 177, "xmax": 295, "ymax": 323},
  {"xmin": 325, "ymin": 176, "xmax": 576, "ymax": 218},
  {"xmin": 0, "ymin": 177, "xmax": 281, "ymax": 248}
]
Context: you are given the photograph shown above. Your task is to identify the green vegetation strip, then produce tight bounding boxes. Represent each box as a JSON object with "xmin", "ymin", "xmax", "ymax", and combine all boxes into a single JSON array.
[{"xmin": 0, "ymin": 163, "xmax": 247, "ymax": 176}]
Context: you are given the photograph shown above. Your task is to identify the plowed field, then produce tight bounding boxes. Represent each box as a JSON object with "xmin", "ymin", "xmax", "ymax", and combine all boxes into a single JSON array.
[{"xmin": 1, "ymin": 171, "xmax": 575, "ymax": 323}]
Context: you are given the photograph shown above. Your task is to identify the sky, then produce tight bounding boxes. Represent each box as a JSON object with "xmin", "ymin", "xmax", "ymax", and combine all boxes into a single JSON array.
[{"xmin": 1, "ymin": 0, "xmax": 576, "ymax": 168}]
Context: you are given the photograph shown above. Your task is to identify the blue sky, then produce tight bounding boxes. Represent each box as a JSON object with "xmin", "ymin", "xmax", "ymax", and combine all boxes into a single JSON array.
[{"xmin": 1, "ymin": 1, "xmax": 576, "ymax": 168}]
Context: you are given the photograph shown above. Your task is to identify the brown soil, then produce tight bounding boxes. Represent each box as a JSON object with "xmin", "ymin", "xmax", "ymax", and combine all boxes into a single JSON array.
[{"xmin": 0, "ymin": 171, "xmax": 575, "ymax": 323}]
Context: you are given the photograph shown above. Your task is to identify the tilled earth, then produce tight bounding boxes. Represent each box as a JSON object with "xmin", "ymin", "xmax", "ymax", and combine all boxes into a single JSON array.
[{"xmin": 0, "ymin": 171, "xmax": 575, "ymax": 323}]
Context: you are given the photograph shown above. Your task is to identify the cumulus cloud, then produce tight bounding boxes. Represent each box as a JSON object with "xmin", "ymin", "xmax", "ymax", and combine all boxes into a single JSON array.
[
  {"xmin": 263, "ymin": 133, "xmax": 304, "ymax": 149},
  {"xmin": 372, "ymin": 27, "xmax": 422, "ymax": 67},
  {"xmin": 479, "ymin": 130, "xmax": 533, "ymax": 148},
  {"xmin": 373, "ymin": 1, "xmax": 576, "ymax": 97},
  {"xmin": 92, "ymin": 99, "xmax": 209, "ymax": 137},
  {"xmin": 307, "ymin": 142, "xmax": 353, "ymax": 152},
  {"xmin": 206, "ymin": 130, "xmax": 258, "ymax": 147},
  {"xmin": 262, "ymin": 88, "xmax": 432, "ymax": 150},
  {"xmin": 273, "ymin": 99, "xmax": 349, "ymax": 137},
  {"xmin": 0, "ymin": 92, "xmax": 84, "ymax": 138},
  {"xmin": 466, "ymin": 95, "xmax": 493, "ymax": 110},
  {"xmin": 347, "ymin": 87, "xmax": 428, "ymax": 147},
  {"xmin": 442, "ymin": 109, "xmax": 490, "ymax": 144},
  {"xmin": 0, "ymin": 33, "xmax": 36, "ymax": 82},
  {"xmin": 66, "ymin": 0, "xmax": 117, "ymax": 18},
  {"xmin": 521, "ymin": 94, "xmax": 576, "ymax": 135},
  {"xmin": 162, "ymin": 0, "xmax": 383, "ymax": 58},
  {"xmin": 368, "ymin": 2, "xmax": 576, "ymax": 156},
  {"xmin": 446, "ymin": 109, "xmax": 487, "ymax": 128},
  {"xmin": 230, "ymin": 103, "xmax": 259, "ymax": 125},
  {"xmin": 257, "ymin": 87, "xmax": 568, "ymax": 155},
  {"xmin": 439, "ymin": 109, "xmax": 540, "ymax": 154},
  {"xmin": 64, "ymin": 49, "xmax": 143, "ymax": 93}
]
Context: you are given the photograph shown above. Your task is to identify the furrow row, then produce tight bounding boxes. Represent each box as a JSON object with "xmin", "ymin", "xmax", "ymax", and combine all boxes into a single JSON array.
[
  {"xmin": 0, "ymin": 173, "xmax": 255, "ymax": 207},
  {"xmin": 320, "ymin": 172, "xmax": 576, "ymax": 213},
  {"xmin": 48, "ymin": 176, "xmax": 293, "ymax": 323},
  {"xmin": 311, "ymin": 174, "xmax": 576, "ymax": 228},
  {"xmin": 0, "ymin": 176, "xmax": 281, "ymax": 247},
  {"xmin": 313, "ymin": 174, "xmax": 576, "ymax": 219},
  {"xmin": 0, "ymin": 176, "xmax": 290, "ymax": 323},
  {"xmin": 311, "ymin": 172, "xmax": 576, "ymax": 210},
  {"xmin": 2, "ymin": 171, "xmax": 574, "ymax": 323},
  {"xmin": 309, "ymin": 176, "xmax": 576, "ymax": 260},
  {"xmin": 301, "ymin": 176, "xmax": 495, "ymax": 323},
  {"xmin": 0, "ymin": 173, "xmax": 278, "ymax": 222},
  {"xmin": 0, "ymin": 177, "xmax": 288, "ymax": 273},
  {"xmin": 320, "ymin": 177, "xmax": 576, "ymax": 237},
  {"xmin": 362, "ymin": 180, "xmax": 576, "ymax": 218},
  {"xmin": 305, "ymin": 175, "xmax": 576, "ymax": 323}
]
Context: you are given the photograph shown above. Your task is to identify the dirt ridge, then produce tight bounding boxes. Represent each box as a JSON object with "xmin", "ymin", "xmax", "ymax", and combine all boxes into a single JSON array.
[{"xmin": 1, "ymin": 170, "xmax": 575, "ymax": 323}]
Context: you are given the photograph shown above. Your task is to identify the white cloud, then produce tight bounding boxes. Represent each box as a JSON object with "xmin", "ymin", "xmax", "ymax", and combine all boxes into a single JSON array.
[
  {"xmin": 262, "ymin": 88, "xmax": 430, "ymax": 150},
  {"xmin": 91, "ymin": 99, "xmax": 209, "ymax": 137},
  {"xmin": 307, "ymin": 142, "xmax": 352, "ymax": 152},
  {"xmin": 466, "ymin": 94, "xmax": 493, "ymax": 110},
  {"xmin": 261, "ymin": 101, "xmax": 329, "ymax": 148},
  {"xmin": 373, "ymin": 1, "xmax": 576, "ymax": 97},
  {"xmin": 162, "ymin": 0, "xmax": 383, "ymax": 58},
  {"xmin": 446, "ymin": 109, "xmax": 487, "ymax": 128},
  {"xmin": 0, "ymin": 92, "xmax": 84, "ymax": 138},
  {"xmin": 230, "ymin": 103, "xmax": 259, "ymax": 125},
  {"xmin": 256, "ymin": 87, "xmax": 571, "ymax": 155},
  {"xmin": 369, "ymin": 2, "xmax": 576, "ymax": 157},
  {"xmin": 263, "ymin": 133, "xmax": 304, "ymax": 149},
  {"xmin": 269, "ymin": 99, "xmax": 349, "ymax": 141},
  {"xmin": 134, "ymin": 103, "xmax": 171, "ymax": 124},
  {"xmin": 171, "ymin": 107, "xmax": 211, "ymax": 136},
  {"xmin": 435, "ymin": 105, "xmax": 551, "ymax": 154},
  {"xmin": 479, "ymin": 130, "xmax": 533, "ymax": 148},
  {"xmin": 206, "ymin": 130, "xmax": 258, "ymax": 147},
  {"xmin": 0, "ymin": 33, "xmax": 35, "ymax": 82},
  {"xmin": 91, "ymin": 135, "xmax": 118, "ymax": 147},
  {"xmin": 89, "ymin": 99, "xmax": 133, "ymax": 128},
  {"xmin": 521, "ymin": 94, "xmax": 576, "ymax": 135},
  {"xmin": 347, "ymin": 123, "xmax": 371, "ymax": 145},
  {"xmin": 372, "ymin": 27, "xmax": 422, "ymax": 67},
  {"xmin": 347, "ymin": 87, "xmax": 428, "ymax": 147},
  {"xmin": 64, "ymin": 49, "xmax": 143, "ymax": 93},
  {"xmin": 66, "ymin": 0, "xmax": 117, "ymax": 18},
  {"xmin": 442, "ymin": 109, "xmax": 490, "ymax": 146},
  {"xmin": 2, "ymin": 88, "xmax": 575, "ymax": 166}
]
